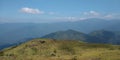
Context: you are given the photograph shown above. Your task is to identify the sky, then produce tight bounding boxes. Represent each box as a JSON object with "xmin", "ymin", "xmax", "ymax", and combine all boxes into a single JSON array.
[{"xmin": 0, "ymin": 0, "xmax": 120, "ymax": 23}]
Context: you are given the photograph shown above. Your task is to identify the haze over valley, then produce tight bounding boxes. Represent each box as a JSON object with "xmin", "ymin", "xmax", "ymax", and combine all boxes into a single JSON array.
[{"xmin": 0, "ymin": 0, "xmax": 120, "ymax": 60}]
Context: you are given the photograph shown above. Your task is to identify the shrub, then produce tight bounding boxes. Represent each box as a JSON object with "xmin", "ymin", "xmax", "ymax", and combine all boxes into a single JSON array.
[
  {"xmin": 59, "ymin": 44, "xmax": 75, "ymax": 55},
  {"xmin": 0, "ymin": 51, "xmax": 4, "ymax": 56},
  {"xmin": 31, "ymin": 47, "xmax": 37, "ymax": 55},
  {"xmin": 71, "ymin": 56, "xmax": 77, "ymax": 60}
]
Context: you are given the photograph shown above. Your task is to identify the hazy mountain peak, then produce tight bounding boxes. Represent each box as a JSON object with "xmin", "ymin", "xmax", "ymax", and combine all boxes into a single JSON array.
[
  {"xmin": 41, "ymin": 29, "xmax": 88, "ymax": 41},
  {"xmin": 65, "ymin": 29, "xmax": 76, "ymax": 32}
]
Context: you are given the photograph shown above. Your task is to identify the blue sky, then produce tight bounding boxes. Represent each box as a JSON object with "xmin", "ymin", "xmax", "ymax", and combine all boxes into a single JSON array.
[{"xmin": 0, "ymin": 0, "xmax": 120, "ymax": 23}]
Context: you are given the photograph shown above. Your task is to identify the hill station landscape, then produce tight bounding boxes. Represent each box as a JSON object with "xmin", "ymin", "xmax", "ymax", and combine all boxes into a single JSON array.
[{"xmin": 0, "ymin": 0, "xmax": 120, "ymax": 60}]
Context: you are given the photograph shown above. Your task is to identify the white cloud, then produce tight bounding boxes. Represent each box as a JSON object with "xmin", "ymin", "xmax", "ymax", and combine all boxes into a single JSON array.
[
  {"xmin": 54, "ymin": 11, "xmax": 120, "ymax": 22},
  {"xmin": 104, "ymin": 14, "xmax": 113, "ymax": 18},
  {"xmin": 81, "ymin": 11, "xmax": 102, "ymax": 20},
  {"xmin": 20, "ymin": 7, "xmax": 44, "ymax": 14},
  {"xmin": 90, "ymin": 11, "xmax": 100, "ymax": 16},
  {"xmin": 54, "ymin": 16, "xmax": 83, "ymax": 22},
  {"xmin": 103, "ymin": 14, "xmax": 120, "ymax": 19},
  {"xmin": 82, "ymin": 10, "xmax": 118, "ymax": 20},
  {"xmin": 83, "ymin": 11, "xmax": 100, "ymax": 16}
]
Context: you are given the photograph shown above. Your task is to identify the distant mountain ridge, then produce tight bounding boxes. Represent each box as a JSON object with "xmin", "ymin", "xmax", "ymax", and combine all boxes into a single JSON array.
[
  {"xmin": 0, "ymin": 18, "xmax": 120, "ymax": 49},
  {"xmin": 42, "ymin": 29, "xmax": 89, "ymax": 41},
  {"xmin": 42, "ymin": 29, "xmax": 120, "ymax": 44}
]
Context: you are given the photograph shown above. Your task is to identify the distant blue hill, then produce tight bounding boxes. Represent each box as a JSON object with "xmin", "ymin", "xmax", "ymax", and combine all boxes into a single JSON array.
[
  {"xmin": 42, "ymin": 29, "xmax": 120, "ymax": 45},
  {"xmin": 0, "ymin": 18, "xmax": 120, "ymax": 49},
  {"xmin": 42, "ymin": 29, "xmax": 89, "ymax": 41}
]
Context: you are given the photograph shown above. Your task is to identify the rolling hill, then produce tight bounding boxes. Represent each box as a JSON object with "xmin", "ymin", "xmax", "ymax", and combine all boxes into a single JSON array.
[
  {"xmin": 42, "ymin": 30, "xmax": 120, "ymax": 44},
  {"xmin": 42, "ymin": 29, "xmax": 89, "ymax": 41},
  {"xmin": 0, "ymin": 38, "xmax": 120, "ymax": 60}
]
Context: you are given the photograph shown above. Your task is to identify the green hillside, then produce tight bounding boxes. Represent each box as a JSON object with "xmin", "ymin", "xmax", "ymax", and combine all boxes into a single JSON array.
[
  {"xmin": 42, "ymin": 29, "xmax": 89, "ymax": 41},
  {"xmin": 41, "ymin": 30, "xmax": 120, "ymax": 44},
  {"xmin": 0, "ymin": 38, "xmax": 120, "ymax": 60}
]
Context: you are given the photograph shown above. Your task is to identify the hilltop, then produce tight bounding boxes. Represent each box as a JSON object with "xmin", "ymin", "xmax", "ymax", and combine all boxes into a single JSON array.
[
  {"xmin": 0, "ymin": 38, "xmax": 120, "ymax": 60},
  {"xmin": 42, "ymin": 30, "xmax": 120, "ymax": 44},
  {"xmin": 42, "ymin": 29, "xmax": 89, "ymax": 41}
]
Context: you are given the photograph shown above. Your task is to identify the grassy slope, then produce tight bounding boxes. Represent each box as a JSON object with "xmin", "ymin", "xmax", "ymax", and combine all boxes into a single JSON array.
[{"xmin": 0, "ymin": 38, "xmax": 120, "ymax": 60}]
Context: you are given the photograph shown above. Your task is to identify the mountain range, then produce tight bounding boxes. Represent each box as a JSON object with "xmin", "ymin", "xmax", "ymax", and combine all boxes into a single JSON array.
[
  {"xmin": 0, "ymin": 18, "xmax": 120, "ymax": 49},
  {"xmin": 42, "ymin": 29, "xmax": 120, "ymax": 44}
]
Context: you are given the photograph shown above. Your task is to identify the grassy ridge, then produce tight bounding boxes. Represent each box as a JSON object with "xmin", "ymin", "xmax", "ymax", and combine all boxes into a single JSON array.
[{"xmin": 0, "ymin": 38, "xmax": 120, "ymax": 60}]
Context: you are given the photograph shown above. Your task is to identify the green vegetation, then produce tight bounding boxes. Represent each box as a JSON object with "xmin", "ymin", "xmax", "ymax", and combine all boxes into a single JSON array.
[
  {"xmin": 0, "ymin": 38, "xmax": 120, "ymax": 60},
  {"xmin": 41, "ymin": 29, "xmax": 120, "ymax": 44},
  {"xmin": 41, "ymin": 29, "xmax": 89, "ymax": 41}
]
